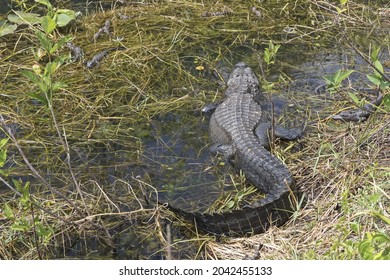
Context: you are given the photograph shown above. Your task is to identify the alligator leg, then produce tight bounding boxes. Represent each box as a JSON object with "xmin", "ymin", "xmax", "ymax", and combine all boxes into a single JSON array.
[
  {"xmin": 274, "ymin": 126, "xmax": 305, "ymax": 141},
  {"xmin": 202, "ymin": 101, "xmax": 222, "ymax": 114},
  {"xmin": 255, "ymin": 123, "xmax": 304, "ymax": 150}
]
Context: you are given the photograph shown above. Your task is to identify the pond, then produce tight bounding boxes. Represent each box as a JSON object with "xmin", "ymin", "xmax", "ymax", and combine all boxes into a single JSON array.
[{"xmin": 0, "ymin": 0, "xmax": 389, "ymax": 260}]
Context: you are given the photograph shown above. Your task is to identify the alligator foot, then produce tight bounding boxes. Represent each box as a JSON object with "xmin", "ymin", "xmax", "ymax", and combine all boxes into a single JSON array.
[{"xmin": 201, "ymin": 101, "xmax": 221, "ymax": 115}]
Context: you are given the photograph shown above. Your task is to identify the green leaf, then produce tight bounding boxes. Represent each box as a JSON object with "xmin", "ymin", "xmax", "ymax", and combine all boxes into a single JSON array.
[
  {"xmin": 380, "ymin": 81, "xmax": 390, "ymax": 91},
  {"xmin": 36, "ymin": 224, "xmax": 53, "ymax": 238},
  {"xmin": 29, "ymin": 92, "xmax": 48, "ymax": 106},
  {"xmin": 0, "ymin": 148, "xmax": 7, "ymax": 168},
  {"xmin": 340, "ymin": 0, "xmax": 349, "ymax": 4},
  {"xmin": 372, "ymin": 233, "xmax": 390, "ymax": 243},
  {"xmin": 12, "ymin": 179, "xmax": 21, "ymax": 190},
  {"xmin": 54, "ymin": 53, "xmax": 69, "ymax": 67},
  {"xmin": 57, "ymin": 34, "xmax": 72, "ymax": 47},
  {"xmin": 0, "ymin": 169, "xmax": 8, "ymax": 176},
  {"xmin": 332, "ymin": 69, "xmax": 341, "ymax": 83},
  {"xmin": 0, "ymin": 138, "xmax": 8, "ymax": 149},
  {"xmin": 7, "ymin": 11, "xmax": 42, "ymax": 25},
  {"xmin": 56, "ymin": 11, "xmax": 75, "ymax": 27},
  {"xmin": 41, "ymin": 15, "xmax": 56, "ymax": 34},
  {"xmin": 50, "ymin": 43, "xmax": 60, "ymax": 54},
  {"xmin": 35, "ymin": 0, "xmax": 53, "ymax": 10},
  {"xmin": 44, "ymin": 61, "xmax": 58, "ymax": 76},
  {"xmin": 35, "ymin": 30, "xmax": 52, "ymax": 53},
  {"xmin": 21, "ymin": 69, "xmax": 39, "ymax": 83},
  {"xmin": 0, "ymin": 22, "xmax": 17, "ymax": 37},
  {"xmin": 358, "ymin": 232, "xmax": 390, "ymax": 260},
  {"xmin": 323, "ymin": 75, "xmax": 334, "ymax": 85},
  {"xmin": 42, "ymin": 75, "xmax": 51, "ymax": 88},
  {"xmin": 52, "ymin": 81, "xmax": 67, "ymax": 92},
  {"xmin": 38, "ymin": 80, "xmax": 48, "ymax": 96},
  {"xmin": 264, "ymin": 49, "xmax": 271, "ymax": 64},
  {"xmin": 373, "ymin": 60, "xmax": 384, "ymax": 77},
  {"xmin": 11, "ymin": 222, "xmax": 30, "ymax": 231},
  {"xmin": 347, "ymin": 92, "xmax": 361, "ymax": 106},
  {"xmin": 338, "ymin": 69, "xmax": 354, "ymax": 82},
  {"xmin": 224, "ymin": 200, "xmax": 235, "ymax": 210},
  {"xmin": 19, "ymin": 181, "xmax": 31, "ymax": 207},
  {"xmin": 0, "ymin": 138, "xmax": 8, "ymax": 168},
  {"xmin": 51, "ymin": 36, "xmax": 72, "ymax": 54},
  {"xmin": 371, "ymin": 47, "xmax": 380, "ymax": 62},
  {"xmin": 367, "ymin": 74, "xmax": 381, "ymax": 86},
  {"xmin": 371, "ymin": 212, "xmax": 390, "ymax": 225},
  {"xmin": 3, "ymin": 204, "xmax": 14, "ymax": 220},
  {"xmin": 335, "ymin": 7, "xmax": 346, "ymax": 14}
]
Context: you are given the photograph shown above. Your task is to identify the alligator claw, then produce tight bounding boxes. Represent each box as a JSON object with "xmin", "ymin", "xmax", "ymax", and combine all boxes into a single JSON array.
[{"xmin": 201, "ymin": 102, "xmax": 220, "ymax": 114}]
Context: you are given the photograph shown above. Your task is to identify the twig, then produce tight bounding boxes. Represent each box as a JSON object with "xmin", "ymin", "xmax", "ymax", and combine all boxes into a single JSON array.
[
  {"xmin": 268, "ymin": 93, "xmax": 276, "ymax": 151},
  {"xmin": 29, "ymin": 202, "xmax": 42, "ymax": 260}
]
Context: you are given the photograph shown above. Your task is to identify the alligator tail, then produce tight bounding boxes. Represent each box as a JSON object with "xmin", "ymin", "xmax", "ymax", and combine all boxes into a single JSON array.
[{"xmin": 164, "ymin": 189, "xmax": 297, "ymax": 236}]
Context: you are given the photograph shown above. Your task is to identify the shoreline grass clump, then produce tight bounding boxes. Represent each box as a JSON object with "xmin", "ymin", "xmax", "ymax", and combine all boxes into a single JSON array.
[{"xmin": 0, "ymin": 0, "xmax": 389, "ymax": 259}]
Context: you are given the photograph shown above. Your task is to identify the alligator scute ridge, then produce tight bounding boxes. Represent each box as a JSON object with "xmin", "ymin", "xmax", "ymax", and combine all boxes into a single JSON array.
[{"xmin": 165, "ymin": 62, "xmax": 303, "ymax": 236}]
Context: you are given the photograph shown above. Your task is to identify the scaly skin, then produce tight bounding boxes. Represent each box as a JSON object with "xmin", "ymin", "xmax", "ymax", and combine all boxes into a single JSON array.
[{"xmin": 166, "ymin": 62, "xmax": 301, "ymax": 236}]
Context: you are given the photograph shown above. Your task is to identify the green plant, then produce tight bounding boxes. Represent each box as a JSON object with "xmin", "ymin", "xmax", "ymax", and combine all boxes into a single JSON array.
[
  {"xmin": 35, "ymin": 0, "xmax": 77, "ymax": 28},
  {"xmin": 3, "ymin": 179, "xmax": 54, "ymax": 244},
  {"xmin": 21, "ymin": 58, "xmax": 68, "ymax": 106},
  {"xmin": 260, "ymin": 40, "xmax": 281, "ymax": 91},
  {"xmin": 1, "ymin": 0, "xmax": 78, "ymax": 37},
  {"xmin": 367, "ymin": 46, "xmax": 390, "ymax": 90},
  {"xmin": 0, "ymin": 137, "xmax": 53, "ymax": 256},
  {"xmin": 18, "ymin": 1, "xmax": 74, "ymax": 106},
  {"xmin": 0, "ymin": 138, "xmax": 8, "ymax": 175},
  {"xmin": 18, "ymin": 1, "xmax": 72, "ymax": 119},
  {"xmin": 358, "ymin": 231, "xmax": 390, "ymax": 260},
  {"xmin": 336, "ymin": 0, "xmax": 349, "ymax": 14},
  {"xmin": 221, "ymin": 185, "xmax": 258, "ymax": 212},
  {"xmin": 18, "ymin": 0, "xmax": 81, "ymax": 198},
  {"xmin": 324, "ymin": 46, "xmax": 389, "ymax": 112},
  {"xmin": 323, "ymin": 69, "xmax": 354, "ymax": 94},
  {"xmin": 263, "ymin": 40, "xmax": 281, "ymax": 67}
]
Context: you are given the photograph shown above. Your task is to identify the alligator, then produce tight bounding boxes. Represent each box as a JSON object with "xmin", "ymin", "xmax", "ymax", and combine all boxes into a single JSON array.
[
  {"xmin": 92, "ymin": 19, "xmax": 112, "ymax": 41},
  {"xmin": 332, "ymin": 91, "xmax": 384, "ymax": 122},
  {"xmin": 66, "ymin": 42, "xmax": 84, "ymax": 62},
  {"xmin": 165, "ymin": 62, "xmax": 304, "ymax": 236},
  {"xmin": 86, "ymin": 47, "xmax": 125, "ymax": 69}
]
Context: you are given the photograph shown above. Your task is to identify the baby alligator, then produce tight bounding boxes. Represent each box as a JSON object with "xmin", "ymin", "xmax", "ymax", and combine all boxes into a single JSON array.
[
  {"xmin": 86, "ymin": 47, "xmax": 125, "ymax": 69},
  {"xmin": 332, "ymin": 92, "xmax": 384, "ymax": 122}
]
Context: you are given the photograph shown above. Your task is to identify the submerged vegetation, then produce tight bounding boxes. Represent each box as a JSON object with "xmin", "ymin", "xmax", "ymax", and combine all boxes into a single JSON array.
[{"xmin": 0, "ymin": 0, "xmax": 389, "ymax": 259}]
